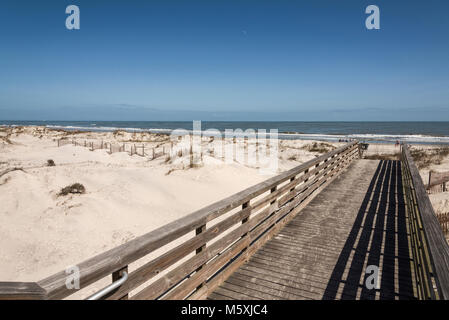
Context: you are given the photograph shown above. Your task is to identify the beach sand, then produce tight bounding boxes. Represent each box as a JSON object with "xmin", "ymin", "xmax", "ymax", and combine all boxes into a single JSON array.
[
  {"xmin": 1, "ymin": 126, "xmax": 448, "ymax": 295},
  {"xmin": 408, "ymin": 144, "xmax": 449, "ymax": 218},
  {"xmin": 0, "ymin": 126, "xmax": 343, "ymax": 284}
]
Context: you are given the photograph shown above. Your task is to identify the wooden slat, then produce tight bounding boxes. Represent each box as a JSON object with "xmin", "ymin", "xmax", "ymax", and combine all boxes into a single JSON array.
[
  {"xmin": 106, "ymin": 206, "xmax": 252, "ymax": 299},
  {"xmin": 162, "ymin": 149, "xmax": 357, "ymax": 300},
  {"xmin": 0, "ymin": 282, "xmax": 47, "ymax": 300},
  {"xmin": 192, "ymin": 150, "xmax": 357, "ymax": 300},
  {"xmin": 402, "ymin": 145, "xmax": 449, "ymax": 299},
  {"xmin": 207, "ymin": 158, "xmax": 420, "ymax": 301}
]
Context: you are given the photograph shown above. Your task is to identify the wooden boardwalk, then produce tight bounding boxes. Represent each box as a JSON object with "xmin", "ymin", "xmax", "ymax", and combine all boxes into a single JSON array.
[
  {"xmin": 4, "ymin": 143, "xmax": 448, "ymax": 300},
  {"xmin": 209, "ymin": 159, "xmax": 417, "ymax": 300}
]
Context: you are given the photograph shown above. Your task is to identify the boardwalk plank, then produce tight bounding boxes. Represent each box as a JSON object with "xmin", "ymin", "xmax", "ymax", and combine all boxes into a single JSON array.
[{"xmin": 209, "ymin": 159, "xmax": 417, "ymax": 300}]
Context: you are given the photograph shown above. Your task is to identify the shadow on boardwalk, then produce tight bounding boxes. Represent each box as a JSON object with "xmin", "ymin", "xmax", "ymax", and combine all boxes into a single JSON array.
[
  {"xmin": 323, "ymin": 160, "xmax": 416, "ymax": 300},
  {"xmin": 209, "ymin": 159, "xmax": 416, "ymax": 300}
]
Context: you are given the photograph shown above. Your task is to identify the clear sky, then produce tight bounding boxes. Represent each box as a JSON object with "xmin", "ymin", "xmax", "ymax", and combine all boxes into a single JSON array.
[{"xmin": 1, "ymin": 0, "xmax": 448, "ymax": 121}]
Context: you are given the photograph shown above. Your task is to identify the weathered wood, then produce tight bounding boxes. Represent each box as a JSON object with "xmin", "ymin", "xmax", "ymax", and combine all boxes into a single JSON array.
[
  {"xmin": 139, "ymin": 144, "xmax": 357, "ymax": 300},
  {"xmin": 0, "ymin": 282, "xmax": 47, "ymax": 300},
  {"xmin": 208, "ymin": 158, "xmax": 419, "ymax": 301},
  {"xmin": 250, "ymin": 146, "xmax": 354, "ymax": 212},
  {"xmin": 134, "ymin": 165, "xmax": 334, "ymax": 300},
  {"xmin": 102, "ymin": 266, "xmax": 128, "ymax": 300},
  {"xmin": 37, "ymin": 142, "xmax": 357, "ymax": 299},
  {"xmin": 427, "ymin": 171, "xmax": 449, "ymax": 189},
  {"xmin": 106, "ymin": 206, "xmax": 252, "ymax": 299},
  {"xmin": 194, "ymin": 151, "xmax": 356, "ymax": 300},
  {"xmin": 402, "ymin": 145, "xmax": 449, "ymax": 299}
]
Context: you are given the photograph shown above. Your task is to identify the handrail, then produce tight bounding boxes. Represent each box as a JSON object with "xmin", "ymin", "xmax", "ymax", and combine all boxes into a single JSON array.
[
  {"xmin": 87, "ymin": 271, "xmax": 128, "ymax": 300},
  {"xmin": 0, "ymin": 141, "xmax": 359, "ymax": 300},
  {"xmin": 0, "ymin": 282, "xmax": 47, "ymax": 300},
  {"xmin": 401, "ymin": 144, "xmax": 449, "ymax": 299}
]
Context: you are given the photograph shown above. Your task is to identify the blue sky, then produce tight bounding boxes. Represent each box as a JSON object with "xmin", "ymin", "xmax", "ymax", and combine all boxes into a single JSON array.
[{"xmin": 0, "ymin": 0, "xmax": 448, "ymax": 121}]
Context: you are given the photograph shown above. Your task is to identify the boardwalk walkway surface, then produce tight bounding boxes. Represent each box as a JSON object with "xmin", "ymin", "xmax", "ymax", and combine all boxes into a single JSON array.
[{"xmin": 209, "ymin": 159, "xmax": 417, "ymax": 300}]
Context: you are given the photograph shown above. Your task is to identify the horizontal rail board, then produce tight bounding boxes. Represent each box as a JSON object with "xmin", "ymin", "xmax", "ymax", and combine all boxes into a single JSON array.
[
  {"xmin": 402, "ymin": 145, "xmax": 449, "ymax": 299},
  {"xmin": 1, "ymin": 141, "xmax": 359, "ymax": 300},
  {"xmin": 0, "ymin": 282, "xmax": 47, "ymax": 300}
]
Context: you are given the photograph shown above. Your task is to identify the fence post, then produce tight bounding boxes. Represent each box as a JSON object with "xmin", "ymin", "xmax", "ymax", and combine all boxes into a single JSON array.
[
  {"xmin": 190, "ymin": 135, "xmax": 193, "ymax": 167},
  {"xmin": 256, "ymin": 140, "xmax": 259, "ymax": 163},
  {"xmin": 233, "ymin": 137, "xmax": 236, "ymax": 162}
]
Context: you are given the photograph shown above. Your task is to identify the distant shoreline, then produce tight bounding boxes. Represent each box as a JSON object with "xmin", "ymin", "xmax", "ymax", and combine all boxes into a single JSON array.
[{"xmin": 1, "ymin": 121, "xmax": 449, "ymax": 145}]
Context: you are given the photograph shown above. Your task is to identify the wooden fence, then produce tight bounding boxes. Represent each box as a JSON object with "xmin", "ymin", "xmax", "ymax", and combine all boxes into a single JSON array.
[
  {"xmin": 57, "ymin": 137, "xmax": 284, "ymax": 166},
  {"xmin": 436, "ymin": 213, "xmax": 449, "ymax": 236},
  {"xmin": 427, "ymin": 171, "xmax": 449, "ymax": 194},
  {"xmin": 57, "ymin": 139, "xmax": 170, "ymax": 160},
  {"xmin": 401, "ymin": 144, "xmax": 449, "ymax": 300},
  {"xmin": 0, "ymin": 141, "xmax": 359, "ymax": 300}
]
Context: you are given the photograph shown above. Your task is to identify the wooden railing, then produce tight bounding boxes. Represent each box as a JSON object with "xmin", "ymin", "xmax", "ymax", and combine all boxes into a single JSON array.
[
  {"xmin": 0, "ymin": 141, "xmax": 359, "ymax": 300},
  {"xmin": 401, "ymin": 144, "xmax": 449, "ymax": 300}
]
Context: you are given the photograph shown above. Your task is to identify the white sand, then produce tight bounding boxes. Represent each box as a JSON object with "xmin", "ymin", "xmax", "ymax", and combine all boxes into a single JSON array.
[
  {"xmin": 0, "ymin": 126, "xmax": 340, "ymax": 283},
  {"xmin": 409, "ymin": 145, "xmax": 449, "ymax": 216},
  {"xmin": 3, "ymin": 126, "xmax": 446, "ymax": 288}
]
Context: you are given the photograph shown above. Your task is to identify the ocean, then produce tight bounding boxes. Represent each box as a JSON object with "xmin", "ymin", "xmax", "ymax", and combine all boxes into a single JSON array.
[{"xmin": 1, "ymin": 120, "xmax": 449, "ymax": 145}]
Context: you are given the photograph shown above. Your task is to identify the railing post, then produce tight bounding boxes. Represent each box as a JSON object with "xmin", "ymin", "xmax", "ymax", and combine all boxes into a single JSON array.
[
  {"xmin": 241, "ymin": 201, "xmax": 250, "ymax": 225},
  {"xmin": 270, "ymin": 186, "xmax": 277, "ymax": 205},
  {"xmin": 195, "ymin": 224, "xmax": 207, "ymax": 289},
  {"xmin": 289, "ymin": 177, "xmax": 296, "ymax": 193},
  {"xmin": 102, "ymin": 266, "xmax": 128, "ymax": 300}
]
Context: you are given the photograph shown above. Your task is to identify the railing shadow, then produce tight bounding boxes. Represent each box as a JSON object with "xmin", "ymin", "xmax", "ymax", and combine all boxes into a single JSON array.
[{"xmin": 323, "ymin": 160, "xmax": 415, "ymax": 300}]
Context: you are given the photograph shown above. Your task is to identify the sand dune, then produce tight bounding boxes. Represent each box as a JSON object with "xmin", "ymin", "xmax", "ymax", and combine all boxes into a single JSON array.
[
  {"xmin": 1, "ymin": 126, "xmax": 448, "ymax": 285},
  {"xmin": 0, "ymin": 126, "xmax": 341, "ymax": 282}
]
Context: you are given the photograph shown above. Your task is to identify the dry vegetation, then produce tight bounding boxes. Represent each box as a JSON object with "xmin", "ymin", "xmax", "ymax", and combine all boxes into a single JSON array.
[
  {"xmin": 301, "ymin": 142, "xmax": 336, "ymax": 153},
  {"xmin": 58, "ymin": 183, "xmax": 86, "ymax": 196},
  {"xmin": 411, "ymin": 147, "xmax": 449, "ymax": 169},
  {"xmin": 0, "ymin": 128, "xmax": 13, "ymax": 144}
]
